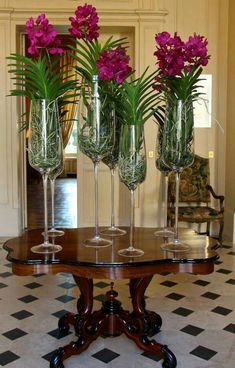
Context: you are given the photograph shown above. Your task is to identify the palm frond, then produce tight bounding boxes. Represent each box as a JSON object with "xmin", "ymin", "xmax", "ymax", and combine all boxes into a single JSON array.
[{"xmin": 117, "ymin": 68, "xmax": 160, "ymax": 126}]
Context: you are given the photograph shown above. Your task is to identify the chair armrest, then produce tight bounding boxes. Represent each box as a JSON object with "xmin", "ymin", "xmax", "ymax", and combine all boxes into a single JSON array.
[{"xmin": 206, "ymin": 184, "xmax": 225, "ymax": 212}]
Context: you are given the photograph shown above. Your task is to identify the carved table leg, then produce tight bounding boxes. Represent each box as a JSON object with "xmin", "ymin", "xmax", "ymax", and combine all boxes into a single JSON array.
[
  {"xmin": 50, "ymin": 276, "xmax": 177, "ymax": 368},
  {"xmin": 50, "ymin": 277, "xmax": 98, "ymax": 368},
  {"xmin": 130, "ymin": 277, "xmax": 163, "ymax": 336},
  {"xmin": 120, "ymin": 277, "xmax": 177, "ymax": 368}
]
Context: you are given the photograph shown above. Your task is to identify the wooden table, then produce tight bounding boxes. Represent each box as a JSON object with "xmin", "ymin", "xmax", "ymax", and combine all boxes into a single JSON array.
[{"xmin": 3, "ymin": 227, "xmax": 219, "ymax": 368}]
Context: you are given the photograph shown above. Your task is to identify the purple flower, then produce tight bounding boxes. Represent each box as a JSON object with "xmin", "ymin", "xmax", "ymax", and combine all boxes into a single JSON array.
[
  {"xmin": 68, "ymin": 3, "xmax": 99, "ymax": 41},
  {"xmin": 155, "ymin": 32, "xmax": 171, "ymax": 47},
  {"xmin": 96, "ymin": 46, "xmax": 132, "ymax": 84},
  {"xmin": 153, "ymin": 31, "xmax": 210, "ymax": 99},
  {"xmin": 154, "ymin": 32, "xmax": 185, "ymax": 77},
  {"xmin": 26, "ymin": 14, "xmax": 63, "ymax": 56},
  {"xmin": 184, "ymin": 33, "xmax": 209, "ymax": 69},
  {"xmin": 154, "ymin": 31, "xmax": 209, "ymax": 78}
]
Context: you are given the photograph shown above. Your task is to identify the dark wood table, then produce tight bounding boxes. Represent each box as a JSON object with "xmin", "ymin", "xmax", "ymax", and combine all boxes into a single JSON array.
[{"xmin": 3, "ymin": 227, "xmax": 219, "ymax": 368}]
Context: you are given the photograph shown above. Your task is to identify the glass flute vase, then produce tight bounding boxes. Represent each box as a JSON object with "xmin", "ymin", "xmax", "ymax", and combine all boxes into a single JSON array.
[
  {"xmin": 154, "ymin": 169, "xmax": 174, "ymax": 237},
  {"xmin": 154, "ymin": 117, "xmax": 174, "ymax": 237},
  {"xmin": 101, "ymin": 108, "xmax": 126, "ymax": 237},
  {"xmin": 78, "ymin": 75, "xmax": 114, "ymax": 247},
  {"xmin": 47, "ymin": 151, "xmax": 65, "ymax": 237},
  {"xmin": 160, "ymin": 97, "xmax": 194, "ymax": 252},
  {"xmin": 28, "ymin": 99, "xmax": 63, "ymax": 254},
  {"xmin": 118, "ymin": 124, "xmax": 146, "ymax": 257}
]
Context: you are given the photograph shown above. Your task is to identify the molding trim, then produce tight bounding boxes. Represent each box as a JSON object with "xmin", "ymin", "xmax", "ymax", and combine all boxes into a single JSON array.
[{"xmin": 0, "ymin": 7, "xmax": 168, "ymax": 16}]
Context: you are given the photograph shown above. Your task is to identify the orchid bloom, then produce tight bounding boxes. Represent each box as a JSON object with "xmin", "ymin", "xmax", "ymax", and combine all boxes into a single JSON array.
[
  {"xmin": 26, "ymin": 13, "xmax": 63, "ymax": 56},
  {"xmin": 96, "ymin": 46, "xmax": 132, "ymax": 85},
  {"xmin": 68, "ymin": 3, "xmax": 99, "ymax": 41}
]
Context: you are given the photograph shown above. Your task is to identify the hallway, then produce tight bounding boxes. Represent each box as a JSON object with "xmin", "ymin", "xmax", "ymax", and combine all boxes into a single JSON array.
[{"xmin": 27, "ymin": 178, "xmax": 77, "ymax": 229}]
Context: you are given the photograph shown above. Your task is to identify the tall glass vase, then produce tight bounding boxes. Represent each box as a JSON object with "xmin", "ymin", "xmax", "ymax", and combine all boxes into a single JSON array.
[
  {"xmin": 47, "ymin": 150, "xmax": 65, "ymax": 237},
  {"xmin": 28, "ymin": 99, "xmax": 63, "ymax": 254},
  {"xmin": 101, "ymin": 108, "xmax": 126, "ymax": 237},
  {"xmin": 78, "ymin": 75, "xmax": 114, "ymax": 247},
  {"xmin": 154, "ymin": 120, "xmax": 174, "ymax": 237},
  {"xmin": 161, "ymin": 96, "xmax": 194, "ymax": 252},
  {"xmin": 118, "ymin": 124, "xmax": 147, "ymax": 257}
]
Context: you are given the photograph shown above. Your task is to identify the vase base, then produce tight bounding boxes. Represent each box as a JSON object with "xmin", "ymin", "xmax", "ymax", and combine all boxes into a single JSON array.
[
  {"xmin": 31, "ymin": 243, "xmax": 62, "ymax": 254},
  {"xmin": 161, "ymin": 241, "xmax": 190, "ymax": 253},
  {"xmin": 118, "ymin": 247, "xmax": 144, "ymax": 257},
  {"xmin": 83, "ymin": 236, "xmax": 112, "ymax": 248},
  {"xmin": 47, "ymin": 228, "xmax": 65, "ymax": 237},
  {"xmin": 154, "ymin": 228, "xmax": 174, "ymax": 237},
  {"xmin": 100, "ymin": 227, "xmax": 127, "ymax": 237}
]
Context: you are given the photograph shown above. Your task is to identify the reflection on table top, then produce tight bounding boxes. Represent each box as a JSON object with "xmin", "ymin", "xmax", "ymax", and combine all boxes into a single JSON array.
[{"xmin": 3, "ymin": 227, "xmax": 219, "ymax": 279}]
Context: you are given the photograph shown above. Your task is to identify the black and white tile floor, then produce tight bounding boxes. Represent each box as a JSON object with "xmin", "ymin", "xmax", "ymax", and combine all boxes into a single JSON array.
[{"xmin": 0, "ymin": 240, "xmax": 234, "ymax": 368}]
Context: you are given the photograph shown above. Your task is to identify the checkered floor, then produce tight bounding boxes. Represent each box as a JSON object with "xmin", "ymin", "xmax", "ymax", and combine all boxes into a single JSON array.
[{"xmin": 0, "ymin": 240, "xmax": 235, "ymax": 368}]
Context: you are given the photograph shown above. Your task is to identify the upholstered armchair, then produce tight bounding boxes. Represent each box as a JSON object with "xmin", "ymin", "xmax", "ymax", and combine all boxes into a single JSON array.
[{"xmin": 167, "ymin": 154, "xmax": 224, "ymax": 244}]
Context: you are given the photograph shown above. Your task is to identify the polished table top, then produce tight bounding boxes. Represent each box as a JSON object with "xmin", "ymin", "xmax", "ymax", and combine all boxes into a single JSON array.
[{"xmin": 4, "ymin": 227, "xmax": 219, "ymax": 279}]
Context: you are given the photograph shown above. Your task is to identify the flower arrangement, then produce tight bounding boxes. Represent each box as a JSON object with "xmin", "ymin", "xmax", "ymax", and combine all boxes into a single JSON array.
[
  {"xmin": 68, "ymin": 3, "xmax": 132, "ymax": 85},
  {"xmin": 154, "ymin": 31, "xmax": 210, "ymax": 101},
  {"xmin": 7, "ymin": 13, "xmax": 76, "ymax": 120},
  {"xmin": 153, "ymin": 31, "xmax": 210, "ymax": 171},
  {"xmin": 68, "ymin": 3, "xmax": 133, "ymax": 169}
]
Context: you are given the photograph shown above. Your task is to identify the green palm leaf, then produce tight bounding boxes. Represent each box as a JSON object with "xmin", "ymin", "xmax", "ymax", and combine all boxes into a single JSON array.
[{"xmin": 117, "ymin": 69, "xmax": 160, "ymax": 126}]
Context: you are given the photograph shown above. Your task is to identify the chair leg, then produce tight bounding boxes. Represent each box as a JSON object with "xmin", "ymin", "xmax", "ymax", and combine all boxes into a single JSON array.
[
  {"xmin": 206, "ymin": 222, "xmax": 210, "ymax": 236},
  {"xmin": 218, "ymin": 220, "xmax": 224, "ymax": 244}
]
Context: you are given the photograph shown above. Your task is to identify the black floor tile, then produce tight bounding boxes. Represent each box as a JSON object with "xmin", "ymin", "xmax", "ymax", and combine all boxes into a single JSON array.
[
  {"xmin": 47, "ymin": 328, "xmax": 72, "ymax": 339},
  {"xmin": 180, "ymin": 324, "xmax": 204, "ymax": 336},
  {"xmin": 11, "ymin": 310, "xmax": 34, "ymax": 320},
  {"xmin": 94, "ymin": 281, "xmax": 110, "ymax": 288},
  {"xmin": 0, "ymin": 271, "xmax": 12, "ymax": 277},
  {"xmin": 166, "ymin": 292, "xmax": 185, "ymax": 301},
  {"xmin": 94, "ymin": 294, "xmax": 108, "ymax": 303},
  {"xmin": 226, "ymin": 279, "xmax": 235, "ymax": 285},
  {"xmin": 160, "ymin": 280, "xmax": 177, "ymax": 287},
  {"xmin": 211, "ymin": 306, "xmax": 233, "ymax": 316},
  {"xmin": 24, "ymin": 282, "xmax": 42, "ymax": 289},
  {"xmin": 18, "ymin": 295, "xmax": 38, "ymax": 303},
  {"xmin": 172, "ymin": 307, "xmax": 194, "ymax": 317},
  {"xmin": 190, "ymin": 345, "xmax": 217, "ymax": 360},
  {"xmin": 0, "ymin": 282, "xmax": 8, "ymax": 289},
  {"xmin": 193, "ymin": 279, "xmax": 210, "ymax": 286},
  {"xmin": 2, "ymin": 328, "xmax": 27, "ymax": 340},
  {"xmin": 0, "ymin": 351, "xmax": 20, "ymax": 366},
  {"xmin": 42, "ymin": 350, "xmax": 58, "ymax": 362},
  {"xmin": 55, "ymin": 295, "xmax": 76, "ymax": 303},
  {"xmin": 223, "ymin": 323, "xmax": 235, "ymax": 333},
  {"xmin": 92, "ymin": 348, "xmax": 120, "ymax": 363},
  {"xmin": 51, "ymin": 309, "xmax": 71, "ymax": 319},
  {"xmin": 216, "ymin": 268, "xmax": 232, "ymax": 275},
  {"xmin": 201, "ymin": 291, "xmax": 220, "ymax": 300}
]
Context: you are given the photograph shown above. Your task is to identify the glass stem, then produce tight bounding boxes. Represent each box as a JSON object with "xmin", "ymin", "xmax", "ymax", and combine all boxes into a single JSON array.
[
  {"xmin": 129, "ymin": 189, "xmax": 135, "ymax": 250},
  {"xmin": 174, "ymin": 171, "xmax": 180, "ymax": 243},
  {"xmin": 50, "ymin": 178, "xmax": 55, "ymax": 230},
  {"xmin": 42, "ymin": 172, "xmax": 49, "ymax": 245},
  {"xmin": 94, "ymin": 162, "xmax": 99, "ymax": 238},
  {"xmin": 163, "ymin": 173, "xmax": 169, "ymax": 230},
  {"xmin": 110, "ymin": 168, "xmax": 115, "ymax": 228}
]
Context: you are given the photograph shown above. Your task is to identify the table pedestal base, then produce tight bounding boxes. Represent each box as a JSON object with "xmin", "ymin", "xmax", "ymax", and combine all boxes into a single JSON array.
[{"xmin": 50, "ymin": 276, "xmax": 177, "ymax": 368}]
